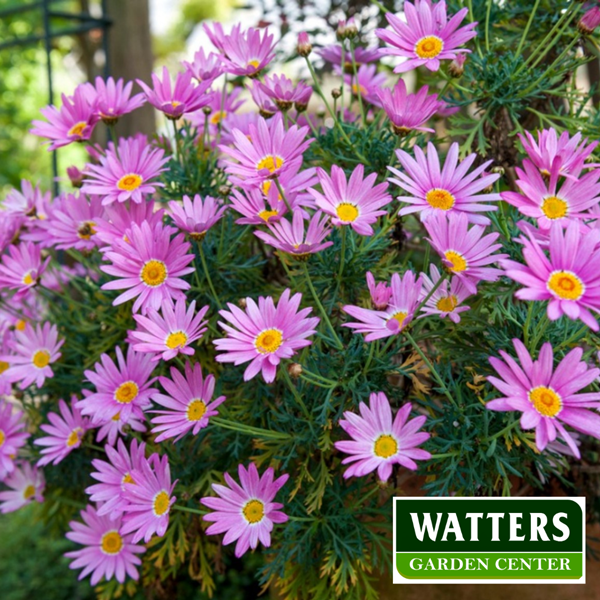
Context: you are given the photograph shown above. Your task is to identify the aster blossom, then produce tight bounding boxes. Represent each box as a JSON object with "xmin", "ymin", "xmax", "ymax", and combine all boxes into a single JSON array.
[
  {"xmin": 258, "ymin": 74, "xmax": 313, "ymax": 111},
  {"xmin": 254, "ymin": 210, "xmax": 333, "ymax": 259},
  {"xmin": 150, "ymin": 362, "xmax": 226, "ymax": 442},
  {"xmin": 82, "ymin": 136, "xmax": 169, "ymax": 205},
  {"xmin": 0, "ymin": 461, "xmax": 44, "ymax": 513},
  {"xmin": 317, "ymin": 44, "xmax": 382, "ymax": 72},
  {"xmin": 183, "ymin": 47, "xmax": 224, "ymax": 84},
  {"xmin": 418, "ymin": 264, "xmax": 471, "ymax": 323},
  {"xmin": 218, "ymin": 26, "xmax": 276, "ymax": 78},
  {"xmin": 214, "ymin": 288, "xmax": 319, "ymax": 383},
  {"xmin": 0, "ymin": 400, "xmax": 30, "ymax": 480},
  {"xmin": 65, "ymin": 504, "xmax": 145, "ymax": 585},
  {"xmin": 366, "ymin": 272, "xmax": 392, "ymax": 310},
  {"xmin": 95, "ymin": 406, "xmax": 147, "ymax": 447},
  {"xmin": 168, "ymin": 194, "xmax": 227, "ymax": 240},
  {"xmin": 343, "ymin": 270, "xmax": 423, "ymax": 341},
  {"xmin": 376, "ymin": 0, "xmax": 477, "ymax": 73},
  {"xmin": 84, "ymin": 76, "xmax": 146, "ymax": 124},
  {"xmin": 100, "ymin": 220, "xmax": 195, "ymax": 314},
  {"xmin": 423, "ymin": 212, "xmax": 506, "ymax": 293},
  {"xmin": 129, "ymin": 299, "xmax": 209, "ymax": 361},
  {"xmin": 0, "ymin": 241, "xmax": 51, "ymax": 297},
  {"xmin": 389, "ymin": 142, "xmax": 500, "ymax": 224},
  {"xmin": 335, "ymin": 392, "xmax": 430, "ymax": 481},
  {"xmin": 121, "ymin": 453, "xmax": 177, "ymax": 543},
  {"xmin": 201, "ymin": 463, "xmax": 289, "ymax": 558},
  {"xmin": 502, "ymin": 221, "xmax": 600, "ymax": 332},
  {"xmin": 486, "ymin": 339, "xmax": 600, "ymax": 457},
  {"xmin": 309, "ymin": 164, "xmax": 392, "ymax": 236},
  {"xmin": 3, "ymin": 180, "xmax": 50, "ymax": 218},
  {"xmin": 78, "ymin": 345, "xmax": 157, "ymax": 424},
  {"xmin": 34, "ymin": 397, "xmax": 90, "ymax": 466},
  {"xmin": 345, "ymin": 64, "xmax": 387, "ymax": 106}
]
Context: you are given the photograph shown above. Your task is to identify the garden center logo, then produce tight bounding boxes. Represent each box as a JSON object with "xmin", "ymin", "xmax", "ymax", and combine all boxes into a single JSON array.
[{"xmin": 393, "ymin": 497, "xmax": 585, "ymax": 584}]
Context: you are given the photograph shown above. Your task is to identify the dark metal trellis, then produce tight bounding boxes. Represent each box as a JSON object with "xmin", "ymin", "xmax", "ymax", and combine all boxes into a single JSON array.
[{"xmin": 0, "ymin": 0, "xmax": 113, "ymax": 192}]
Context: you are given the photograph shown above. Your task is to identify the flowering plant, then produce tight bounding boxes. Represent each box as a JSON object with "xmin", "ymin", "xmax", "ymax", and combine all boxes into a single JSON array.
[{"xmin": 2, "ymin": 1, "xmax": 600, "ymax": 598}]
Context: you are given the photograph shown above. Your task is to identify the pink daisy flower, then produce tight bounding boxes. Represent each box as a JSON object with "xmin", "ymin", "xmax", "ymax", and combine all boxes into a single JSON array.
[
  {"xmin": 100, "ymin": 221, "xmax": 195, "ymax": 314},
  {"xmin": 220, "ymin": 116, "xmax": 312, "ymax": 185},
  {"xmin": 34, "ymin": 396, "xmax": 90, "ymax": 466},
  {"xmin": 219, "ymin": 26, "xmax": 276, "ymax": 78},
  {"xmin": 500, "ymin": 159, "xmax": 600, "ymax": 230},
  {"xmin": 0, "ymin": 213, "xmax": 23, "ymax": 254},
  {"xmin": 151, "ymin": 362, "xmax": 226, "ymax": 442},
  {"xmin": 376, "ymin": 0, "xmax": 477, "ymax": 73},
  {"xmin": 0, "ymin": 329, "xmax": 13, "ymax": 396},
  {"xmin": 309, "ymin": 165, "xmax": 392, "ymax": 236},
  {"xmin": 86, "ymin": 438, "xmax": 147, "ymax": 518},
  {"xmin": 30, "ymin": 87, "xmax": 99, "ymax": 150},
  {"xmin": 0, "ymin": 461, "xmax": 44, "ymax": 513},
  {"xmin": 229, "ymin": 188, "xmax": 287, "ymax": 226},
  {"xmin": 95, "ymin": 407, "xmax": 146, "ymax": 447},
  {"xmin": 188, "ymin": 88, "xmax": 246, "ymax": 136},
  {"xmin": 486, "ymin": 339, "xmax": 600, "ymax": 457},
  {"xmin": 419, "ymin": 264, "xmax": 471, "ymax": 323},
  {"xmin": 121, "ymin": 453, "xmax": 177, "ymax": 543},
  {"xmin": 518, "ymin": 128, "xmax": 598, "ymax": 179},
  {"xmin": 136, "ymin": 66, "xmax": 211, "ymax": 120},
  {"xmin": 335, "ymin": 392, "xmax": 430, "ymax": 481},
  {"xmin": 258, "ymin": 74, "xmax": 313, "ymax": 111},
  {"xmin": 84, "ymin": 76, "xmax": 146, "ymax": 124},
  {"xmin": 201, "ymin": 463, "xmax": 289, "ymax": 558},
  {"xmin": 0, "ymin": 242, "xmax": 51, "ymax": 298},
  {"xmin": 377, "ymin": 80, "xmax": 444, "ymax": 135},
  {"xmin": 168, "ymin": 195, "xmax": 228, "ymax": 240},
  {"xmin": 82, "ymin": 136, "xmax": 169, "ymax": 206},
  {"xmin": 254, "ymin": 210, "xmax": 333, "ymax": 258},
  {"xmin": 79, "ymin": 345, "xmax": 156, "ymax": 424},
  {"xmin": 65, "ymin": 504, "xmax": 145, "ymax": 585},
  {"xmin": 344, "ymin": 64, "xmax": 387, "ymax": 106},
  {"xmin": 366, "ymin": 272, "xmax": 392, "ymax": 310},
  {"xmin": 45, "ymin": 193, "xmax": 104, "ymax": 251},
  {"xmin": 2, "ymin": 322, "xmax": 64, "ymax": 389},
  {"xmin": 343, "ymin": 270, "xmax": 423, "ymax": 341},
  {"xmin": 248, "ymin": 80, "xmax": 278, "ymax": 117},
  {"xmin": 3, "ymin": 180, "xmax": 51, "ymax": 218},
  {"xmin": 389, "ymin": 142, "xmax": 500, "ymax": 224},
  {"xmin": 214, "ymin": 288, "xmax": 319, "ymax": 383},
  {"xmin": 502, "ymin": 221, "xmax": 600, "ymax": 331},
  {"xmin": 423, "ymin": 212, "xmax": 506, "ymax": 293},
  {"xmin": 317, "ymin": 44, "xmax": 382, "ymax": 72},
  {"xmin": 0, "ymin": 400, "xmax": 30, "ymax": 480},
  {"xmin": 129, "ymin": 299, "xmax": 209, "ymax": 361},
  {"xmin": 183, "ymin": 48, "xmax": 225, "ymax": 84}
]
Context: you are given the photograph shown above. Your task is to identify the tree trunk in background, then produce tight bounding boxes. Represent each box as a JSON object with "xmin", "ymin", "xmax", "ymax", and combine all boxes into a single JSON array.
[{"xmin": 106, "ymin": 0, "xmax": 155, "ymax": 137}]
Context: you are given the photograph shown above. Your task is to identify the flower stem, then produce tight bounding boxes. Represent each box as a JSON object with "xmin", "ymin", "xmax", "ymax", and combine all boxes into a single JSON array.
[
  {"xmin": 274, "ymin": 177, "xmax": 293, "ymax": 213},
  {"xmin": 349, "ymin": 41, "xmax": 366, "ymax": 127},
  {"xmin": 487, "ymin": 419, "xmax": 520, "ymax": 442},
  {"xmin": 282, "ymin": 368, "xmax": 311, "ymax": 418},
  {"xmin": 211, "ymin": 417, "xmax": 291, "ymax": 440},
  {"xmin": 173, "ymin": 504, "xmax": 207, "ymax": 516},
  {"xmin": 196, "ymin": 241, "xmax": 222, "ymax": 310},
  {"xmin": 413, "ymin": 271, "xmax": 450, "ymax": 319}
]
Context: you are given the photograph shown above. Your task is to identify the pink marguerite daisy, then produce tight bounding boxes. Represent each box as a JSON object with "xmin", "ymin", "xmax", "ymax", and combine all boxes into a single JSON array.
[
  {"xmin": 183, "ymin": 48, "xmax": 225, "ymax": 84},
  {"xmin": 309, "ymin": 164, "xmax": 392, "ymax": 236},
  {"xmin": 65, "ymin": 504, "xmax": 145, "ymax": 585},
  {"xmin": 258, "ymin": 74, "xmax": 313, "ymax": 111},
  {"xmin": 84, "ymin": 76, "xmax": 146, "ymax": 124},
  {"xmin": 100, "ymin": 220, "xmax": 195, "ymax": 314},
  {"xmin": 34, "ymin": 396, "xmax": 90, "ymax": 466},
  {"xmin": 366, "ymin": 272, "xmax": 392, "ymax": 311},
  {"xmin": 214, "ymin": 288, "xmax": 319, "ymax": 383},
  {"xmin": 418, "ymin": 264, "xmax": 471, "ymax": 323},
  {"xmin": 2, "ymin": 180, "xmax": 51, "ymax": 218},
  {"xmin": 129, "ymin": 299, "xmax": 209, "ymax": 361},
  {"xmin": 201, "ymin": 463, "xmax": 289, "ymax": 558},
  {"xmin": 389, "ymin": 142, "xmax": 500, "ymax": 224},
  {"xmin": 0, "ymin": 400, "xmax": 30, "ymax": 480},
  {"xmin": 344, "ymin": 64, "xmax": 387, "ymax": 106},
  {"xmin": 150, "ymin": 361, "xmax": 226, "ymax": 442},
  {"xmin": 95, "ymin": 406, "xmax": 147, "ymax": 447},
  {"xmin": 168, "ymin": 194, "xmax": 228, "ymax": 240},
  {"xmin": 486, "ymin": 339, "xmax": 600, "ymax": 457},
  {"xmin": 0, "ymin": 461, "xmax": 44, "ymax": 513},
  {"xmin": 335, "ymin": 392, "xmax": 430, "ymax": 481},
  {"xmin": 0, "ymin": 241, "xmax": 50, "ymax": 298},
  {"xmin": 219, "ymin": 26, "xmax": 276, "ymax": 78},
  {"xmin": 317, "ymin": 44, "xmax": 382, "ymax": 72}
]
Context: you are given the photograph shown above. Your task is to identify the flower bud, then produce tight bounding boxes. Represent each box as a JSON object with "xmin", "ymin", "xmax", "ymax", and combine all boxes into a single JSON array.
[
  {"xmin": 448, "ymin": 54, "xmax": 467, "ymax": 78},
  {"xmin": 578, "ymin": 7, "xmax": 600, "ymax": 34},
  {"xmin": 336, "ymin": 19, "xmax": 347, "ymax": 41},
  {"xmin": 345, "ymin": 17, "xmax": 358, "ymax": 40},
  {"xmin": 331, "ymin": 87, "xmax": 342, "ymax": 99},
  {"xmin": 67, "ymin": 165, "xmax": 84, "ymax": 188},
  {"xmin": 297, "ymin": 32, "xmax": 312, "ymax": 57},
  {"xmin": 288, "ymin": 363, "xmax": 303, "ymax": 378}
]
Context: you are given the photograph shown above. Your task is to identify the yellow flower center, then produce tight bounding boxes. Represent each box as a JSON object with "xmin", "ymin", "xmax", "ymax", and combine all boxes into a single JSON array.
[
  {"xmin": 66, "ymin": 427, "xmax": 83, "ymax": 447},
  {"xmin": 336, "ymin": 203, "xmax": 359, "ymax": 223},
  {"xmin": 32, "ymin": 350, "xmax": 50, "ymax": 369},
  {"xmin": 122, "ymin": 472, "xmax": 135, "ymax": 485},
  {"xmin": 77, "ymin": 221, "xmax": 96, "ymax": 240},
  {"xmin": 0, "ymin": 362, "xmax": 7, "ymax": 375},
  {"xmin": 112, "ymin": 411, "xmax": 121, "ymax": 421},
  {"xmin": 242, "ymin": 499, "xmax": 265, "ymax": 524},
  {"xmin": 256, "ymin": 155, "xmax": 284, "ymax": 173},
  {"xmin": 528, "ymin": 386, "xmax": 562, "ymax": 417},
  {"xmin": 547, "ymin": 270, "xmax": 584, "ymax": 301},
  {"xmin": 388, "ymin": 311, "xmax": 408, "ymax": 328},
  {"xmin": 153, "ymin": 490, "xmax": 171, "ymax": 516},
  {"xmin": 445, "ymin": 250, "xmax": 468, "ymax": 273},
  {"xmin": 117, "ymin": 173, "xmax": 143, "ymax": 191},
  {"xmin": 68, "ymin": 121, "xmax": 87, "ymax": 137},
  {"xmin": 166, "ymin": 331, "xmax": 188, "ymax": 350},
  {"xmin": 23, "ymin": 484, "xmax": 36, "ymax": 500},
  {"xmin": 171, "ymin": 101, "xmax": 181, "ymax": 108},
  {"xmin": 258, "ymin": 209, "xmax": 279, "ymax": 222},
  {"xmin": 210, "ymin": 111, "xmax": 227, "ymax": 124},
  {"xmin": 140, "ymin": 259, "xmax": 168, "ymax": 287},
  {"xmin": 255, "ymin": 328, "xmax": 283, "ymax": 354},
  {"xmin": 426, "ymin": 188, "xmax": 455, "ymax": 210},
  {"xmin": 114, "ymin": 381, "xmax": 139, "ymax": 404},
  {"xmin": 247, "ymin": 59, "xmax": 261, "ymax": 71},
  {"xmin": 436, "ymin": 295, "xmax": 458, "ymax": 312},
  {"xmin": 415, "ymin": 35, "xmax": 444, "ymax": 59},
  {"xmin": 100, "ymin": 530, "xmax": 124, "ymax": 555},
  {"xmin": 0, "ymin": 430, "xmax": 5, "ymax": 447},
  {"xmin": 351, "ymin": 83, "xmax": 367, "ymax": 96},
  {"xmin": 22, "ymin": 272, "xmax": 34, "ymax": 286},
  {"xmin": 373, "ymin": 434, "xmax": 398, "ymax": 458},
  {"xmin": 541, "ymin": 196, "xmax": 568, "ymax": 220},
  {"xmin": 186, "ymin": 399, "xmax": 207, "ymax": 421},
  {"xmin": 16, "ymin": 320, "xmax": 27, "ymax": 331}
]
